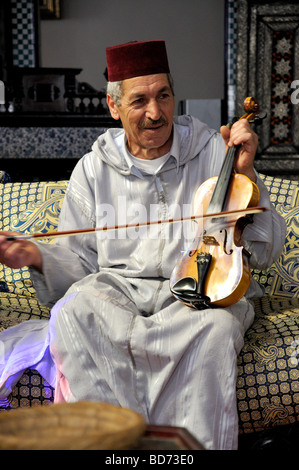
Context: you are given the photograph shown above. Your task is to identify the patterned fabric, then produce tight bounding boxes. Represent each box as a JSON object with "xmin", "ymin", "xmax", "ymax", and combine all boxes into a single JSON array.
[
  {"xmin": 237, "ymin": 174, "xmax": 299, "ymax": 433},
  {"xmin": 237, "ymin": 296, "xmax": 299, "ymax": 433},
  {"xmin": 0, "ymin": 293, "xmax": 51, "ymax": 332},
  {"xmin": 0, "ymin": 174, "xmax": 299, "ymax": 437},
  {"xmin": 0, "ymin": 293, "xmax": 53, "ymax": 411},
  {"xmin": 0, "ymin": 179, "xmax": 65, "ymax": 410},
  {"xmin": 251, "ymin": 175, "xmax": 299, "ymax": 298},
  {"xmin": 0, "ymin": 180, "xmax": 68, "ymax": 296},
  {"xmin": 0, "ymin": 368, "xmax": 54, "ymax": 411}
]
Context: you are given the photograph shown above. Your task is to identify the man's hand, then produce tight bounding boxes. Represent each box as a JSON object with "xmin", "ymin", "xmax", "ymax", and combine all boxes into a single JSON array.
[
  {"xmin": 0, "ymin": 232, "xmax": 42, "ymax": 272},
  {"xmin": 220, "ymin": 119, "xmax": 258, "ymax": 183}
]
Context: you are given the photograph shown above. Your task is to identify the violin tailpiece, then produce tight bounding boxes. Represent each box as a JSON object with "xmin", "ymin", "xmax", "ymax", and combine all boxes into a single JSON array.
[{"xmin": 170, "ymin": 252, "xmax": 212, "ymax": 310}]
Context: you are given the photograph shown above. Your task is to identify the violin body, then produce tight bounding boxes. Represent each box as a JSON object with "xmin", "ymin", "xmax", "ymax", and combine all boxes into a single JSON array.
[{"xmin": 170, "ymin": 173, "xmax": 260, "ymax": 309}]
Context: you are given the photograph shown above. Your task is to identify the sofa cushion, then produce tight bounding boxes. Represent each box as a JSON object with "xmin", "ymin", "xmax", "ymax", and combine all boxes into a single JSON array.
[
  {"xmin": 0, "ymin": 180, "xmax": 68, "ymax": 297},
  {"xmin": 237, "ymin": 295, "xmax": 299, "ymax": 433},
  {"xmin": 252, "ymin": 175, "xmax": 299, "ymax": 298},
  {"xmin": 0, "ymin": 292, "xmax": 51, "ymax": 332},
  {"xmin": 0, "ymin": 292, "xmax": 53, "ymax": 410}
]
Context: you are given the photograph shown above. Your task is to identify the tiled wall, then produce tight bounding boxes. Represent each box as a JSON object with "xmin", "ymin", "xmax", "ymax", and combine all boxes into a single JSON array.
[
  {"xmin": 225, "ymin": 0, "xmax": 237, "ymax": 121},
  {"xmin": 11, "ymin": 0, "xmax": 37, "ymax": 67},
  {"xmin": 0, "ymin": 127, "xmax": 108, "ymax": 159}
]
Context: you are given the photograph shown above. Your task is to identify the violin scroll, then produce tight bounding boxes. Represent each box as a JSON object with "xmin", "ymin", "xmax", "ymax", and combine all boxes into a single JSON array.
[
  {"xmin": 240, "ymin": 97, "xmax": 266, "ymax": 124},
  {"xmin": 243, "ymin": 96, "xmax": 259, "ymax": 115}
]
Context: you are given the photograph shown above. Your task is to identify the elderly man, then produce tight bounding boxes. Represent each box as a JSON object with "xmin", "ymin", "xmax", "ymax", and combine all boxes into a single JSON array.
[{"xmin": 0, "ymin": 41, "xmax": 285, "ymax": 449}]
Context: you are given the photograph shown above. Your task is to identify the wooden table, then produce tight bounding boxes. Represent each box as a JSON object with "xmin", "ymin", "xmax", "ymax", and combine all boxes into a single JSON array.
[{"xmin": 136, "ymin": 425, "xmax": 205, "ymax": 450}]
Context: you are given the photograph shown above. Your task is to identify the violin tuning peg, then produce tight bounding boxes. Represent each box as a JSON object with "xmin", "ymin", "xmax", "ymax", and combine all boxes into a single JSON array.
[{"xmin": 253, "ymin": 112, "xmax": 267, "ymax": 125}]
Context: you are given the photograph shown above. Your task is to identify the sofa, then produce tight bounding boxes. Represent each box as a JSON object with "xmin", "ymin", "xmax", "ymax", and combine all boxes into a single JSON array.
[{"xmin": 0, "ymin": 171, "xmax": 299, "ymax": 448}]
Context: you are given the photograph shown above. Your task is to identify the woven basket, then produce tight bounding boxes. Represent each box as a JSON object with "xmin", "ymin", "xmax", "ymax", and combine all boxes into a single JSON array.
[{"xmin": 0, "ymin": 401, "xmax": 146, "ymax": 450}]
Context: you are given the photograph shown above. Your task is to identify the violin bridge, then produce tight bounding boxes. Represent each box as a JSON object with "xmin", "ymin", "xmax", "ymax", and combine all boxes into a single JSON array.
[
  {"xmin": 188, "ymin": 235, "xmax": 218, "ymax": 257},
  {"xmin": 202, "ymin": 235, "xmax": 219, "ymax": 245}
]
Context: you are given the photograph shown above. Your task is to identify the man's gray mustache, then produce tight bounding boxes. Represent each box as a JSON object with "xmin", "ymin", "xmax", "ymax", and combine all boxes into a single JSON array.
[{"xmin": 139, "ymin": 118, "xmax": 168, "ymax": 129}]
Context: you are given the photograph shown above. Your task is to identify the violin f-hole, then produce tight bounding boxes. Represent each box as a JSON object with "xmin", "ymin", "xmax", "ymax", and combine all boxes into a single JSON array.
[{"xmin": 220, "ymin": 228, "xmax": 233, "ymax": 256}]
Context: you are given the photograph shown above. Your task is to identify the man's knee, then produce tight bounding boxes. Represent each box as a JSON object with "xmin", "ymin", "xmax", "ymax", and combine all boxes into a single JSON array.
[{"xmin": 207, "ymin": 308, "xmax": 245, "ymax": 350}]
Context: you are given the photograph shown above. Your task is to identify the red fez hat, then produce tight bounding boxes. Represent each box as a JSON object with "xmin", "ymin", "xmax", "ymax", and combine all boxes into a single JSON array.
[{"xmin": 106, "ymin": 40, "xmax": 170, "ymax": 82}]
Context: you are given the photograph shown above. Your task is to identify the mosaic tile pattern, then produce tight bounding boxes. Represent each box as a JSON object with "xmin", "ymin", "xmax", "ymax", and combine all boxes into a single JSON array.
[
  {"xmin": 270, "ymin": 31, "xmax": 295, "ymax": 145},
  {"xmin": 11, "ymin": 0, "xmax": 37, "ymax": 67},
  {"xmin": 0, "ymin": 127, "xmax": 108, "ymax": 159}
]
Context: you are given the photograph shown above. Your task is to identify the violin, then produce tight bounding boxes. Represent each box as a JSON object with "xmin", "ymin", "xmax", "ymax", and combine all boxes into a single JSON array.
[{"xmin": 169, "ymin": 97, "xmax": 266, "ymax": 310}]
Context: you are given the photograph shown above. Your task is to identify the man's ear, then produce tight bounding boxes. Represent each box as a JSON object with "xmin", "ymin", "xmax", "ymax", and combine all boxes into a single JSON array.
[{"xmin": 107, "ymin": 94, "xmax": 120, "ymax": 120}]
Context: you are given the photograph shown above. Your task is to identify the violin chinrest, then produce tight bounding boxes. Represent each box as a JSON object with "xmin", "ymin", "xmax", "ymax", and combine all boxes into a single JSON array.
[{"xmin": 171, "ymin": 276, "xmax": 211, "ymax": 309}]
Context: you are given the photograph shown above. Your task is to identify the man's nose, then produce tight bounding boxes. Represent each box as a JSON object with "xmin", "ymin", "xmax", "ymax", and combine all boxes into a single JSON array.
[{"xmin": 145, "ymin": 100, "xmax": 161, "ymax": 121}]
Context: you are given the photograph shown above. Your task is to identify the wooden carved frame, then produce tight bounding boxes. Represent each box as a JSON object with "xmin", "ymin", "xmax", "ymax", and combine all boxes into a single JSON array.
[{"xmin": 235, "ymin": 0, "xmax": 299, "ymax": 175}]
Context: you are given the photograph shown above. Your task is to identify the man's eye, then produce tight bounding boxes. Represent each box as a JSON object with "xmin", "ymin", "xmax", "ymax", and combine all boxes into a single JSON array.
[
  {"xmin": 132, "ymin": 98, "xmax": 144, "ymax": 105},
  {"xmin": 160, "ymin": 93, "xmax": 169, "ymax": 100}
]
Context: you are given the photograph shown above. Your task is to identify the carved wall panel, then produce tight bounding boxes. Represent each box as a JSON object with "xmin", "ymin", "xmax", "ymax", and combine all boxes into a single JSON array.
[{"xmin": 235, "ymin": 0, "xmax": 299, "ymax": 176}]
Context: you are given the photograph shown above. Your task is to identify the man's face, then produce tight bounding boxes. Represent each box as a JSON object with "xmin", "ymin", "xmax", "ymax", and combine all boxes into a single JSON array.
[{"xmin": 107, "ymin": 73, "xmax": 175, "ymax": 159}]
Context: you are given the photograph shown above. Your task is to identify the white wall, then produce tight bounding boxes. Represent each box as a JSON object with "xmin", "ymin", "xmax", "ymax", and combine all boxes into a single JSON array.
[{"xmin": 40, "ymin": 0, "xmax": 225, "ymax": 109}]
